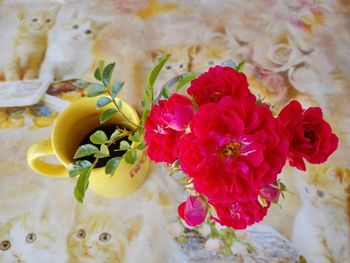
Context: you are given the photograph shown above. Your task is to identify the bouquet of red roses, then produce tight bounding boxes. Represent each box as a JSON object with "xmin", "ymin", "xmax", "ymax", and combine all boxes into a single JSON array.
[{"xmin": 144, "ymin": 64, "xmax": 338, "ymax": 229}]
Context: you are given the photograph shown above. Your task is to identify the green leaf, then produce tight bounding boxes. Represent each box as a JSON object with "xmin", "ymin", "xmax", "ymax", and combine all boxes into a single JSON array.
[
  {"xmin": 68, "ymin": 160, "xmax": 92, "ymax": 177},
  {"xmin": 161, "ymin": 85, "xmax": 171, "ymax": 99},
  {"xmin": 281, "ymin": 191, "xmax": 285, "ymax": 199},
  {"xmin": 120, "ymin": 140, "xmax": 131, "ymax": 150},
  {"xmin": 93, "ymin": 60, "xmax": 104, "ymax": 81},
  {"xmin": 148, "ymin": 54, "xmax": 171, "ymax": 89},
  {"xmin": 74, "ymin": 187, "xmax": 83, "ymax": 203},
  {"xmin": 129, "ymin": 133, "xmax": 141, "ymax": 142},
  {"xmin": 109, "ymin": 129, "xmax": 120, "ymax": 142},
  {"xmin": 94, "ymin": 67, "xmax": 101, "ymax": 81},
  {"xmin": 100, "ymin": 108, "xmax": 117, "ymax": 123},
  {"xmin": 96, "ymin": 97, "xmax": 112, "ymax": 108},
  {"xmin": 117, "ymin": 100, "xmax": 123, "ymax": 109},
  {"xmin": 141, "ymin": 109, "xmax": 150, "ymax": 128},
  {"xmin": 176, "ymin": 72, "xmax": 200, "ymax": 91},
  {"xmin": 87, "ymin": 83, "xmax": 106, "ymax": 97},
  {"xmin": 89, "ymin": 130, "xmax": 108, "ymax": 144},
  {"xmin": 141, "ymin": 54, "xmax": 171, "ymax": 127},
  {"xmin": 272, "ymin": 199, "xmax": 280, "ymax": 205},
  {"xmin": 278, "ymin": 182, "xmax": 287, "ymax": 192},
  {"xmin": 100, "ymin": 144, "xmax": 109, "ymax": 155},
  {"xmin": 73, "ymin": 166, "xmax": 92, "ymax": 203},
  {"xmin": 136, "ymin": 141, "xmax": 145, "ymax": 150},
  {"xmin": 258, "ymin": 195, "xmax": 268, "ymax": 207},
  {"xmin": 236, "ymin": 60, "xmax": 247, "ymax": 72},
  {"xmin": 105, "ymin": 157, "xmax": 121, "ymax": 176},
  {"xmin": 99, "ymin": 61, "xmax": 104, "ymax": 74},
  {"xmin": 111, "ymin": 81, "xmax": 124, "ymax": 99},
  {"xmin": 125, "ymin": 149, "xmax": 137, "ymax": 164},
  {"xmin": 94, "ymin": 144, "xmax": 109, "ymax": 158},
  {"xmin": 102, "ymin": 62, "xmax": 116, "ymax": 87},
  {"xmin": 74, "ymin": 144, "xmax": 99, "ymax": 159}
]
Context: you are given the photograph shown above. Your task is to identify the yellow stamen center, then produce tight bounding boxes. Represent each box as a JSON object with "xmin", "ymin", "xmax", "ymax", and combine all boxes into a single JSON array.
[{"xmin": 222, "ymin": 141, "xmax": 241, "ymax": 158}]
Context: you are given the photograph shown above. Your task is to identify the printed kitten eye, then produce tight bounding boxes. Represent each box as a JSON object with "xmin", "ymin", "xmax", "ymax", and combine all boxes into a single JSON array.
[
  {"xmin": 32, "ymin": 18, "xmax": 38, "ymax": 22},
  {"xmin": 76, "ymin": 229, "xmax": 86, "ymax": 239},
  {"xmin": 165, "ymin": 65, "xmax": 172, "ymax": 70},
  {"xmin": 179, "ymin": 64, "xmax": 184, "ymax": 69},
  {"xmin": 304, "ymin": 187, "xmax": 309, "ymax": 193},
  {"xmin": 317, "ymin": 190, "xmax": 325, "ymax": 198},
  {"xmin": 99, "ymin": 232, "xmax": 111, "ymax": 242},
  {"xmin": 73, "ymin": 25, "xmax": 79, "ymax": 29},
  {"xmin": 26, "ymin": 233, "xmax": 36, "ymax": 243},
  {"xmin": 208, "ymin": 60, "xmax": 214, "ymax": 65},
  {"xmin": 85, "ymin": 30, "xmax": 92, "ymax": 35},
  {"xmin": 46, "ymin": 19, "xmax": 51, "ymax": 23},
  {"xmin": 0, "ymin": 240, "xmax": 11, "ymax": 251}
]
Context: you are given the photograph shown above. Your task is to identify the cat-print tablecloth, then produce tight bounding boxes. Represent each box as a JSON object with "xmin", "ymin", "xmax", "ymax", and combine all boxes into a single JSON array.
[{"xmin": 0, "ymin": 0, "xmax": 349, "ymax": 262}]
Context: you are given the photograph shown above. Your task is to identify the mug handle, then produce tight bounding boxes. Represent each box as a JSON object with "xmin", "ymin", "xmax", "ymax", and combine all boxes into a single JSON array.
[{"xmin": 27, "ymin": 140, "xmax": 67, "ymax": 177}]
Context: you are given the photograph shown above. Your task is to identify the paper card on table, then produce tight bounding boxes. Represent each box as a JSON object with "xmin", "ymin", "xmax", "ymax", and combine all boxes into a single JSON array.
[{"xmin": 0, "ymin": 79, "xmax": 51, "ymax": 107}]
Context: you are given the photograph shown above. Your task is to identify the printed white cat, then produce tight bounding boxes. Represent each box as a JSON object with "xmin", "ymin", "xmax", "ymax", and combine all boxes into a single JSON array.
[
  {"xmin": 39, "ymin": 16, "xmax": 99, "ymax": 81},
  {"xmin": 0, "ymin": 199, "xmax": 68, "ymax": 263},
  {"xmin": 292, "ymin": 165, "xmax": 350, "ymax": 263}
]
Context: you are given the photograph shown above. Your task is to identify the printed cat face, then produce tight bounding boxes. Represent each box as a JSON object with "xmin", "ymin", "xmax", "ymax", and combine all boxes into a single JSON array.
[
  {"xmin": 0, "ymin": 203, "xmax": 65, "ymax": 263},
  {"xmin": 59, "ymin": 18, "xmax": 97, "ymax": 42},
  {"xmin": 150, "ymin": 46, "xmax": 191, "ymax": 77},
  {"xmin": 67, "ymin": 212, "xmax": 125, "ymax": 263},
  {"xmin": 295, "ymin": 165, "xmax": 350, "ymax": 209},
  {"xmin": 147, "ymin": 46, "xmax": 192, "ymax": 96},
  {"xmin": 18, "ymin": 10, "xmax": 57, "ymax": 35},
  {"xmin": 190, "ymin": 44, "xmax": 233, "ymax": 72}
]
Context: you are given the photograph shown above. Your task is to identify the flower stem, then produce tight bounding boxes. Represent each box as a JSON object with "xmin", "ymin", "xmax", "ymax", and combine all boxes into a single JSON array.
[{"xmin": 106, "ymin": 89, "xmax": 142, "ymax": 130}]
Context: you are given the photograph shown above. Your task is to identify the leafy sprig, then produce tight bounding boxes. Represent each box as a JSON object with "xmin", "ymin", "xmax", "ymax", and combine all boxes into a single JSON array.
[
  {"xmin": 70, "ymin": 62, "xmax": 139, "ymax": 202},
  {"xmin": 70, "ymin": 56, "xmax": 171, "ymax": 203}
]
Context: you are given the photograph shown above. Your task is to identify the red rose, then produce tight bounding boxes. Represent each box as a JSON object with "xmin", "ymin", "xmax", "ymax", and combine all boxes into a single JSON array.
[
  {"xmin": 187, "ymin": 66, "xmax": 256, "ymax": 106},
  {"xmin": 145, "ymin": 94, "xmax": 194, "ymax": 163},
  {"xmin": 178, "ymin": 97, "xmax": 289, "ymax": 204},
  {"xmin": 211, "ymin": 200, "xmax": 270, "ymax": 229},
  {"xmin": 278, "ymin": 100, "xmax": 339, "ymax": 171},
  {"xmin": 178, "ymin": 195, "xmax": 208, "ymax": 226}
]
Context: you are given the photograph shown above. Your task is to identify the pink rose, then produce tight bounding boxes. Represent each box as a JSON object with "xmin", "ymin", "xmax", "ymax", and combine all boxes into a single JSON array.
[{"xmin": 178, "ymin": 195, "xmax": 208, "ymax": 226}]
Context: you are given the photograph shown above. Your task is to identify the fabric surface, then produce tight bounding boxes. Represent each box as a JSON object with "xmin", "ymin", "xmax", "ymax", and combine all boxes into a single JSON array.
[{"xmin": 0, "ymin": 0, "xmax": 349, "ymax": 262}]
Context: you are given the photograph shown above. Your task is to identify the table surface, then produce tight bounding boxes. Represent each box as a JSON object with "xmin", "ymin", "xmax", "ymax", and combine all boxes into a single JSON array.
[{"xmin": 0, "ymin": 1, "xmax": 349, "ymax": 262}]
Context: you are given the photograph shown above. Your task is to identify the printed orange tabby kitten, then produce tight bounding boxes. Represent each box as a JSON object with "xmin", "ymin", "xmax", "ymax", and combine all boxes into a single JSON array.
[
  {"xmin": 67, "ymin": 203, "xmax": 141, "ymax": 263},
  {"xmin": 147, "ymin": 46, "xmax": 192, "ymax": 97},
  {"xmin": 190, "ymin": 44, "xmax": 235, "ymax": 72},
  {"xmin": 4, "ymin": 9, "xmax": 57, "ymax": 81}
]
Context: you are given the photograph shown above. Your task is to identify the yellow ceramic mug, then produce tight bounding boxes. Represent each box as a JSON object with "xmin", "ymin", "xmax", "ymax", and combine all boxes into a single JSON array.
[{"xmin": 27, "ymin": 96, "xmax": 150, "ymax": 198}]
